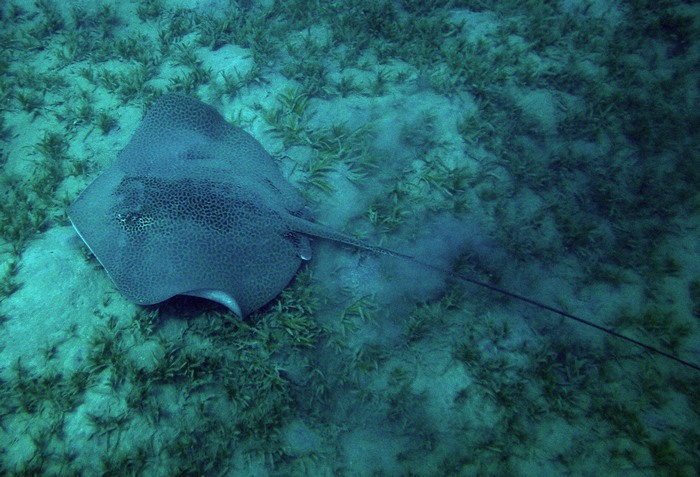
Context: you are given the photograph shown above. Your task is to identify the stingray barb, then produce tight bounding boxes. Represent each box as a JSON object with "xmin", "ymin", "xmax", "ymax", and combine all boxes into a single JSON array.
[{"xmin": 68, "ymin": 94, "xmax": 700, "ymax": 373}]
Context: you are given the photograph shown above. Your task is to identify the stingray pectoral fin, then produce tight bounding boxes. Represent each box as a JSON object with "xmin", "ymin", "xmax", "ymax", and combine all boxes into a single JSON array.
[
  {"xmin": 69, "ymin": 217, "xmax": 106, "ymax": 269},
  {"xmin": 183, "ymin": 289, "xmax": 243, "ymax": 317},
  {"xmin": 298, "ymin": 235, "xmax": 312, "ymax": 261}
]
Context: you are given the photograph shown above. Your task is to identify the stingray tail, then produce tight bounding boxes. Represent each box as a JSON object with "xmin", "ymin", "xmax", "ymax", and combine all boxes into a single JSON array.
[
  {"xmin": 302, "ymin": 216, "xmax": 699, "ymax": 372},
  {"xmin": 408, "ymin": 256, "xmax": 700, "ymax": 373}
]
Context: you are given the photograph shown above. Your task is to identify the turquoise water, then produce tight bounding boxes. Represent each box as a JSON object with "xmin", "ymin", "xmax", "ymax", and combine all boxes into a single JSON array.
[{"xmin": 1, "ymin": 0, "xmax": 699, "ymax": 475}]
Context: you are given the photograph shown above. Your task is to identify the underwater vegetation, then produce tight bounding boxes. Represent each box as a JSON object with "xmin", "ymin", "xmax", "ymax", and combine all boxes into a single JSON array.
[{"xmin": 0, "ymin": 0, "xmax": 699, "ymax": 475}]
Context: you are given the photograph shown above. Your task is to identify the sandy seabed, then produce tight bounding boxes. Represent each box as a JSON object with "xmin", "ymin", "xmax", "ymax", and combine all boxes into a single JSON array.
[{"xmin": 1, "ymin": 1, "xmax": 699, "ymax": 475}]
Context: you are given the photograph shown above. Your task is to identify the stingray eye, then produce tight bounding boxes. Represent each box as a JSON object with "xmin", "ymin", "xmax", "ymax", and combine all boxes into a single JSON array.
[
  {"xmin": 115, "ymin": 212, "xmax": 154, "ymax": 234},
  {"xmin": 115, "ymin": 212, "xmax": 129, "ymax": 224}
]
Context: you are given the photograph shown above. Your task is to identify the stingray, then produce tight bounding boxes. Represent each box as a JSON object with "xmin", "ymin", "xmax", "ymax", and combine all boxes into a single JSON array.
[{"xmin": 68, "ymin": 94, "xmax": 699, "ymax": 372}]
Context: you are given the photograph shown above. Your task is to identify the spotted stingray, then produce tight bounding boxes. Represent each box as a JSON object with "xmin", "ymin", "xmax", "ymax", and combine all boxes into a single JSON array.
[{"xmin": 67, "ymin": 94, "xmax": 699, "ymax": 372}]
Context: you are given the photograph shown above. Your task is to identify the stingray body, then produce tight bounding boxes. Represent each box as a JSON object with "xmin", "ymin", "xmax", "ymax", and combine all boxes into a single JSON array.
[
  {"xmin": 69, "ymin": 94, "xmax": 395, "ymax": 316},
  {"xmin": 69, "ymin": 94, "xmax": 699, "ymax": 371},
  {"xmin": 70, "ymin": 95, "xmax": 303, "ymax": 316}
]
